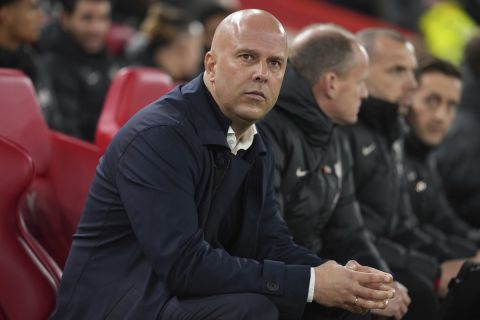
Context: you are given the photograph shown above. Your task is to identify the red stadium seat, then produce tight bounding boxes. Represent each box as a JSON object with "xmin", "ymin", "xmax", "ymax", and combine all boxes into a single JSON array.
[
  {"xmin": 0, "ymin": 136, "xmax": 58, "ymax": 320},
  {"xmin": 95, "ymin": 67, "xmax": 175, "ymax": 153},
  {"xmin": 0, "ymin": 68, "xmax": 101, "ymax": 268}
]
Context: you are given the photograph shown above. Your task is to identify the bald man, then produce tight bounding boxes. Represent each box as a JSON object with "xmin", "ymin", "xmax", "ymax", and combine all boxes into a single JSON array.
[{"xmin": 50, "ymin": 10, "xmax": 393, "ymax": 320}]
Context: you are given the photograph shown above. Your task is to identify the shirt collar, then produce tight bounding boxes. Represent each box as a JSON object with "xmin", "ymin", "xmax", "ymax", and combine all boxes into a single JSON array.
[{"xmin": 226, "ymin": 125, "xmax": 258, "ymax": 155}]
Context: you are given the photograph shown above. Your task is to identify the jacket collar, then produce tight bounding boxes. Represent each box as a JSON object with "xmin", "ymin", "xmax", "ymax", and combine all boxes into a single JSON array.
[
  {"xmin": 358, "ymin": 96, "xmax": 403, "ymax": 144},
  {"xmin": 182, "ymin": 74, "xmax": 267, "ymax": 154},
  {"xmin": 404, "ymin": 130, "xmax": 433, "ymax": 161},
  {"xmin": 275, "ymin": 66, "xmax": 335, "ymax": 147}
]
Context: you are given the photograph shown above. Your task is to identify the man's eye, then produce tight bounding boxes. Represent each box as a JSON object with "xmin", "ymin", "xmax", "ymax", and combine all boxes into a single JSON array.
[
  {"xmin": 425, "ymin": 95, "xmax": 441, "ymax": 108},
  {"xmin": 240, "ymin": 54, "xmax": 253, "ymax": 61},
  {"xmin": 269, "ymin": 60, "xmax": 281, "ymax": 68}
]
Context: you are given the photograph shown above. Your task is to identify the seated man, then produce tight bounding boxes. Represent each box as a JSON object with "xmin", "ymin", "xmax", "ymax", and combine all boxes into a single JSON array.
[
  {"xmin": 404, "ymin": 57, "xmax": 480, "ymax": 296},
  {"xmin": 340, "ymin": 28, "xmax": 445, "ymax": 318},
  {"xmin": 260, "ymin": 24, "xmax": 410, "ymax": 320},
  {"xmin": 50, "ymin": 9, "xmax": 394, "ymax": 320},
  {"xmin": 434, "ymin": 35, "xmax": 480, "ymax": 228},
  {"xmin": 41, "ymin": 0, "xmax": 115, "ymax": 141}
]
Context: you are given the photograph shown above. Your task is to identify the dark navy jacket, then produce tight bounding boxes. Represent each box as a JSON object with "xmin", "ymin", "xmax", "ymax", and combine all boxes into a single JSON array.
[{"xmin": 50, "ymin": 74, "xmax": 324, "ymax": 320}]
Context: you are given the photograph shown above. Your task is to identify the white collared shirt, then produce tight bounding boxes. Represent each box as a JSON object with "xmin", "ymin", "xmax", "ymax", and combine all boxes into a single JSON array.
[{"xmin": 226, "ymin": 125, "xmax": 258, "ymax": 155}]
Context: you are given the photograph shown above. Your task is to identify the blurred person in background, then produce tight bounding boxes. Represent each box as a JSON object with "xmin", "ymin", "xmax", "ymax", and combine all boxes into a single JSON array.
[
  {"xmin": 41, "ymin": 0, "xmax": 115, "ymax": 142},
  {"xmin": 340, "ymin": 28, "xmax": 445, "ymax": 318},
  {"xmin": 260, "ymin": 23, "xmax": 411, "ymax": 320},
  {"xmin": 125, "ymin": 3, "xmax": 203, "ymax": 82},
  {"xmin": 344, "ymin": 27, "xmax": 480, "ymax": 308},
  {"xmin": 403, "ymin": 58, "xmax": 480, "ymax": 297},
  {"xmin": 0, "ymin": 0, "xmax": 58, "ymax": 126},
  {"xmin": 435, "ymin": 35, "xmax": 480, "ymax": 228}
]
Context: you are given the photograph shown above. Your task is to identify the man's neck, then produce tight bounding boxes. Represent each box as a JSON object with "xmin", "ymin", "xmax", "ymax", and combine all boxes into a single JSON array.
[
  {"xmin": 0, "ymin": 31, "xmax": 21, "ymax": 51},
  {"xmin": 230, "ymin": 123, "xmax": 252, "ymax": 140}
]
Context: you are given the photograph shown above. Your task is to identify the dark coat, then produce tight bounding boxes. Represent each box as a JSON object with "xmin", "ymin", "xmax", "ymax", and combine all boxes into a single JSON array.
[
  {"xmin": 435, "ymin": 67, "xmax": 480, "ymax": 228},
  {"xmin": 340, "ymin": 97, "xmax": 444, "ymax": 281},
  {"xmin": 50, "ymin": 74, "xmax": 324, "ymax": 320},
  {"xmin": 0, "ymin": 44, "xmax": 59, "ymax": 127},
  {"xmin": 404, "ymin": 132, "xmax": 477, "ymax": 257},
  {"xmin": 259, "ymin": 67, "xmax": 389, "ymax": 272},
  {"xmin": 41, "ymin": 21, "xmax": 114, "ymax": 142}
]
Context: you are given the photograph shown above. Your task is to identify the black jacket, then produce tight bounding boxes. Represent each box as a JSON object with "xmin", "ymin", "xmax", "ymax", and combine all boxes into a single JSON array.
[
  {"xmin": 0, "ymin": 44, "xmax": 59, "ymax": 127},
  {"xmin": 341, "ymin": 97, "xmax": 446, "ymax": 280},
  {"xmin": 404, "ymin": 131, "xmax": 478, "ymax": 257},
  {"xmin": 435, "ymin": 67, "xmax": 480, "ymax": 228},
  {"xmin": 260, "ymin": 67, "xmax": 389, "ymax": 272},
  {"xmin": 41, "ymin": 21, "xmax": 115, "ymax": 142}
]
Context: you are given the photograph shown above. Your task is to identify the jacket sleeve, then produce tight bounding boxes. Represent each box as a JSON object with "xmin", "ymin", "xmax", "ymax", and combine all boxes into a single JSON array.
[
  {"xmin": 392, "ymin": 181, "xmax": 455, "ymax": 262},
  {"xmin": 115, "ymin": 125, "xmax": 314, "ymax": 319}
]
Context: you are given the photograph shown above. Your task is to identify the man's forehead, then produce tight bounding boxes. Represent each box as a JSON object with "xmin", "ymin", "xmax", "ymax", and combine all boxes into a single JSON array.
[
  {"xmin": 420, "ymin": 73, "xmax": 462, "ymax": 90},
  {"xmin": 375, "ymin": 49, "xmax": 416, "ymax": 66},
  {"xmin": 226, "ymin": 27, "xmax": 287, "ymax": 55}
]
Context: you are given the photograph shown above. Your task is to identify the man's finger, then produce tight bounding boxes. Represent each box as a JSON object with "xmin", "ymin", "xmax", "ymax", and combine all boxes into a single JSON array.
[
  {"xmin": 353, "ymin": 296, "xmax": 388, "ymax": 310},
  {"xmin": 363, "ymin": 282, "xmax": 395, "ymax": 291},
  {"xmin": 354, "ymin": 283, "xmax": 395, "ymax": 301},
  {"xmin": 352, "ymin": 269, "xmax": 393, "ymax": 285},
  {"xmin": 354, "ymin": 264, "xmax": 393, "ymax": 277},
  {"xmin": 345, "ymin": 260, "xmax": 360, "ymax": 270},
  {"xmin": 344, "ymin": 302, "xmax": 369, "ymax": 315}
]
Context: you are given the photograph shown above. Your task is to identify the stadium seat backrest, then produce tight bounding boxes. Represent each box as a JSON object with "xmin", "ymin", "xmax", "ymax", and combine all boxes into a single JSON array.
[
  {"xmin": 0, "ymin": 136, "xmax": 58, "ymax": 320},
  {"xmin": 95, "ymin": 67, "xmax": 175, "ymax": 152},
  {"xmin": 0, "ymin": 68, "xmax": 101, "ymax": 267},
  {"xmin": 0, "ymin": 68, "xmax": 51, "ymax": 174}
]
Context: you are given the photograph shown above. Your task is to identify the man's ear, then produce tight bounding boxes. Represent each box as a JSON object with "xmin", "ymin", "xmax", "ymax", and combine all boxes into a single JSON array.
[
  {"xmin": 204, "ymin": 51, "xmax": 216, "ymax": 82},
  {"xmin": 324, "ymin": 72, "xmax": 338, "ymax": 99}
]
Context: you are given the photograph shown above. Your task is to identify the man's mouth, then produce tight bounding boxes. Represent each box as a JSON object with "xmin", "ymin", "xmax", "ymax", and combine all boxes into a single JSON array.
[{"xmin": 245, "ymin": 91, "xmax": 266, "ymax": 100}]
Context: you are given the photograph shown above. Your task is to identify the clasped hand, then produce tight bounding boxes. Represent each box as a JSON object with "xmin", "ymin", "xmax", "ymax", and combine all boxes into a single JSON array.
[{"xmin": 313, "ymin": 260, "xmax": 395, "ymax": 314}]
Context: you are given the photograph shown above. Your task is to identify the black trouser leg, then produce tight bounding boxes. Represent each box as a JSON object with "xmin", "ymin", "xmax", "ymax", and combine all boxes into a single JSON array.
[
  {"xmin": 394, "ymin": 269, "xmax": 439, "ymax": 320},
  {"xmin": 303, "ymin": 302, "xmax": 371, "ymax": 320},
  {"xmin": 159, "ymin": 293, "xmax": 279, "ymax": 320}
]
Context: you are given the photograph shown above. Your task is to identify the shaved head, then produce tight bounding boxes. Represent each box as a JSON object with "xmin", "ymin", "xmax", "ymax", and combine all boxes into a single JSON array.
[
  {"xmin": 356, "ymin": 27, "xmax": 417, "ymax": 104},
  {"xmin": 210, "ymin": 9, "xmax": 287, "ymax": 55},
  {"xmin": 203, "ymin": 9, "xmax": 288, "ymax": 135}
]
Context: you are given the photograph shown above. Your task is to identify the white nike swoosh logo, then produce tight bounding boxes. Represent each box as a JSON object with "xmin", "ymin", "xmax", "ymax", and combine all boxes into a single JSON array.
[
  {"xmin": 361, "ymin": 143, "xmax": 376, "ymax": 156},
  {"xmin": 296, "ymin": 167, "xmax": 308, "ymax": 177}
]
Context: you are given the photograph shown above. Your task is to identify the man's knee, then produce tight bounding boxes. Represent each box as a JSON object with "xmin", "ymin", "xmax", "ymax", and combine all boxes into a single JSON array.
[{"xmin": 232, "ymin": 293, "xmax": 278, "ymax": 320}]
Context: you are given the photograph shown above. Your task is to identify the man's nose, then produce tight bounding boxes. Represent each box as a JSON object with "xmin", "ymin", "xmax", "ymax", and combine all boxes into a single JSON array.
[
  {"xmin": 253, "ymin": 61, "xmax": 268, "ymax": 82},
  {"xmin": 405, "ymin": 72, "xmax": 418, "ymax": 91}
]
